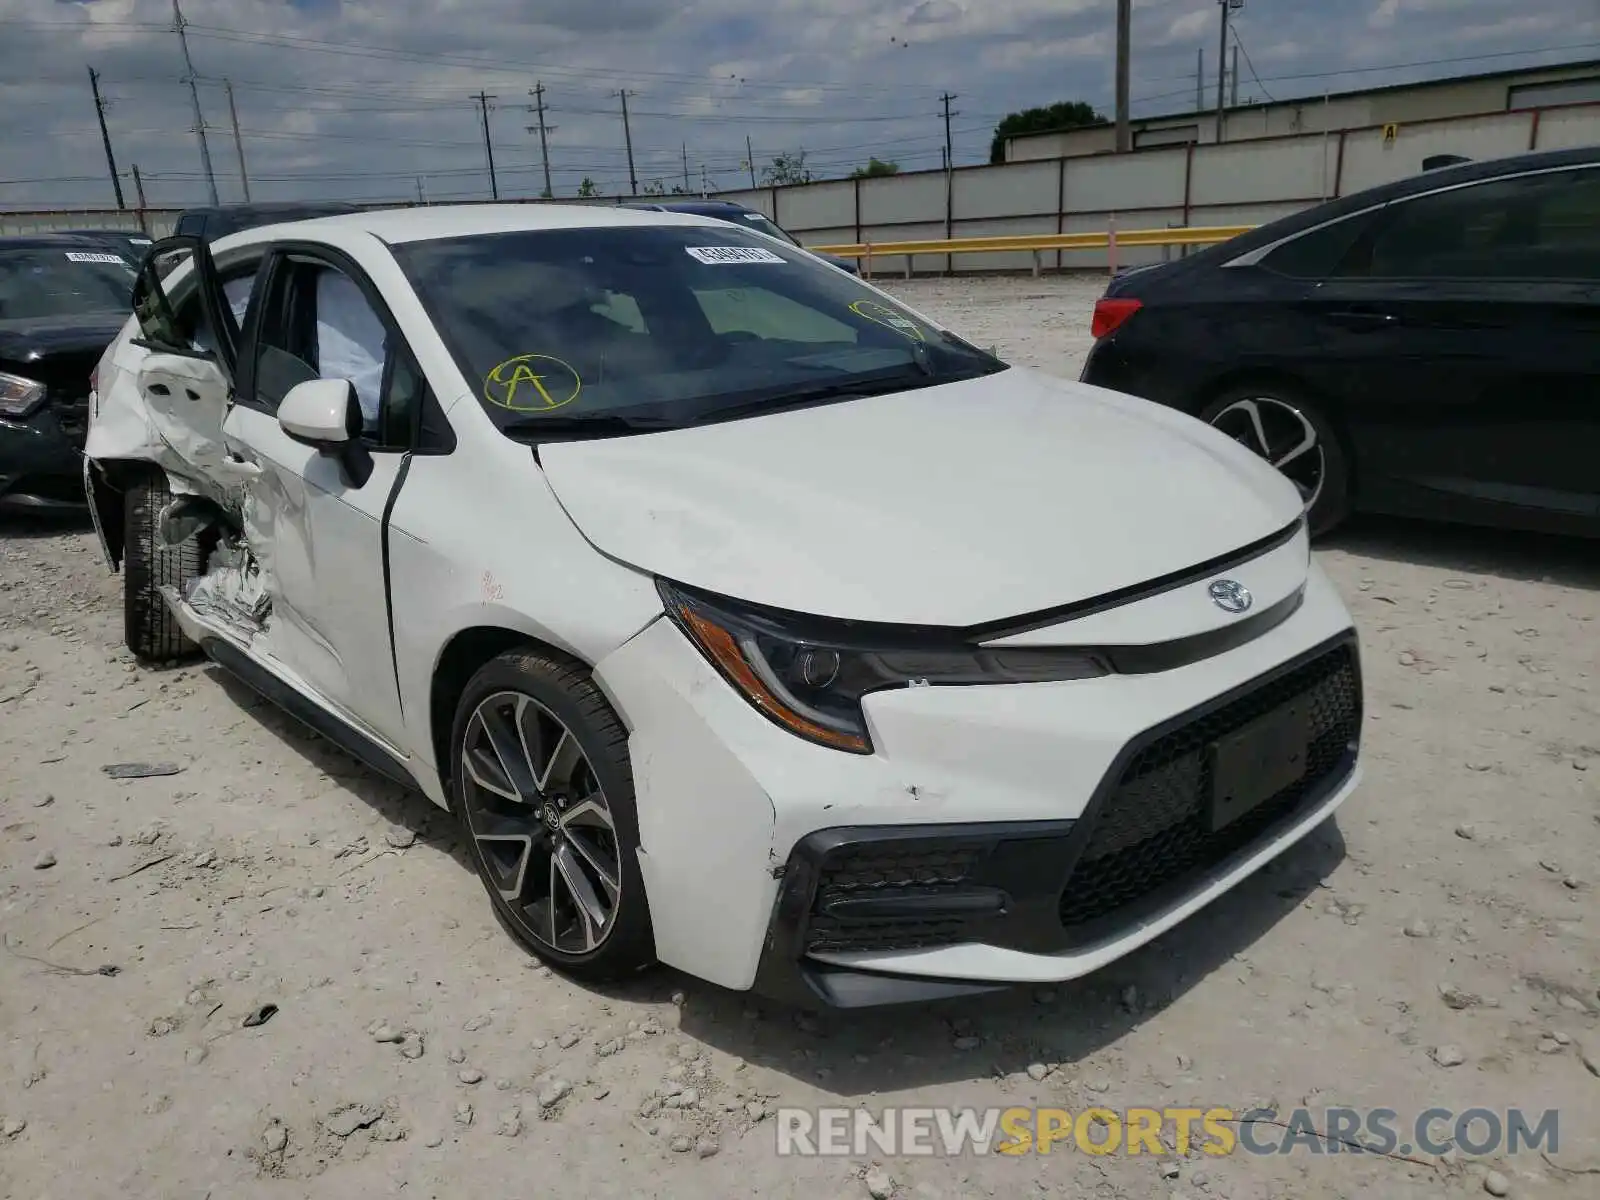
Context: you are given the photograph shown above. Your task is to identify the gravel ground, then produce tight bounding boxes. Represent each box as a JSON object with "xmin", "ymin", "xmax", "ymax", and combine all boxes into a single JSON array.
[{"xmin": 2, "ymin": 275, "xmax": 1598, "ymax": 1200}]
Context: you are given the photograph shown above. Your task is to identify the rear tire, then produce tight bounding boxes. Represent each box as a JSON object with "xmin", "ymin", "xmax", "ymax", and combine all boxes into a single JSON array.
[
  {"xmin": 1199, "ymin": 385, "xmax": 1351, "ymax": 537},
  {"xmin": 123, "ymin": 473, "xmax": 209, "ymax": 662}
]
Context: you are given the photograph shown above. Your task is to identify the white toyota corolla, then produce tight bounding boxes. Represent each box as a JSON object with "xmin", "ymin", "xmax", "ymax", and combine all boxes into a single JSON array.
[{"xmin": 84, "ymin": 205, "xmax": 1362, "ymax": 1007}]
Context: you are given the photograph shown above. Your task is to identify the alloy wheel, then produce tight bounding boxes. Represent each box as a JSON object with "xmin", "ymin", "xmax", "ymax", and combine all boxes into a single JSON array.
[
  {"xmin": 1207, "ymin": 396, "xmax": 1326, "ymax": 514},
  {"xmin": 458, "ymin": 690, "xmax": 621, "ymax": 955}
]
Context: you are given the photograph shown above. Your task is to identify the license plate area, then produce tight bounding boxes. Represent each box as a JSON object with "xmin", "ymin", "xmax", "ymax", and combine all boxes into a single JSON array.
[{"xmin": 1208, "ymin": 701, "xmax": 1313, "ymax": 831}]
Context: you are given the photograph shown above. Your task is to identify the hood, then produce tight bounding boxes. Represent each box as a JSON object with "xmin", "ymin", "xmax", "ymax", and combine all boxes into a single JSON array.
[
  {"xmin": 0, "ymin": 312, "xmax": 128, "ymax": 366},
  {"xmin": 538, "ymin": 367, "xmax": 1304, "ymax": 627}
]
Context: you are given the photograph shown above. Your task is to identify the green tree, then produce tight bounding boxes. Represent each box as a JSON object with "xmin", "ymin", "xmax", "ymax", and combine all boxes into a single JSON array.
[
  {"xmin": 761, "ymin": 150, "xmax": 813, "ymax": 187},
  {"xmin": 849, "ymin": 157, "xmax": 900, "ymax": 179},
  {"xmin": 990, "ymin": 101, "xmax": 1106, "ymax": 164},
  {"xmin": 577, "ymin": 176, "xmax": 600, "ymax": 197},
  {"xmin": 642, "ymin": 179, "xmax": 667, "ymax": 196}
]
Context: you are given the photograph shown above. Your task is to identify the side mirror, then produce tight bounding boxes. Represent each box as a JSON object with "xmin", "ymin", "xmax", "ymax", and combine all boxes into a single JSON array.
[{"xmin": 279, "ymin": 378, "xmax": 359, "ymax": 449}]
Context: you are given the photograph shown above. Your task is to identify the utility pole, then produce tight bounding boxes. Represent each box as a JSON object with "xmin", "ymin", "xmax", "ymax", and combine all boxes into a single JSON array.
[
  {"xmin": 1114, "ymin": 0, "xmax": 1132, "ymax": 152},
  {"xmin": 472, "ymin": 91, "xmax": 499, "ymax": 200},
  {"xmin": 172, "ymin": 0, "xmax": 218, "ymax": 205},
  {"xmin": 700, "ymin": 163, "xmax": 709, "ymax": 198},
  {"xmin": 939, "ymin": 92, "xmax": 958, "ymax": 170},
  {"xmin": 525, "ymin": 83, "xmax": 554, "ymax": 198},
  {"xmin": 745, "ymin": 134, "xmax": 757, "ymax": 189},
  {"xmin": 224, "ymin": 79, "xmax": 250, "ymax": 201},
  {"xmin": 1215, "ymin": 0, "xmax": 1241, "ymax": 144},
  {"xmin": 681, "ymin": 143, "xmax": 691, "ymax": 193},
  {"xmin": 618, "ymin": 90, "xmax": 638, "ymax": 195},
  {"xmin": 87, "ymin": 66, "xmax": 126, "ymax": 209},
  {"xmin": 131, "ymin": 163, "xmax": 149, "ymax": 234},
  {"xmin": 416, "ymin": 176, "xmax": 428, "ymax": 205},
  {"xmin": 1196, "ymin": 48, "xmax": 1204, "ymax": 111},
  {"xmin": 1231, "ymin": 45, "xmax": 1240, "ymax": 106}
]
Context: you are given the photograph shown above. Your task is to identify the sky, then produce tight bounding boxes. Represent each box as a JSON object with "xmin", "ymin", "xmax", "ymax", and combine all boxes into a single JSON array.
[{"xmin": 2, "ymin": 0, "xmax": 1597, "ymax": 211}]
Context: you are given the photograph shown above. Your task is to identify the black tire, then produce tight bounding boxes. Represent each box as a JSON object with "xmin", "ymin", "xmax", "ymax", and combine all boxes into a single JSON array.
[
  {"xmin": 123, "ymin": 472, "xmax": 210, "ymax": 662},
  {"xmin": 1199, "ymin": 385, "xmax": 1352, "ymax": 537},
  {"xmin": 450, "ymin": 647, "xmax": 656, "ymax": 982}
]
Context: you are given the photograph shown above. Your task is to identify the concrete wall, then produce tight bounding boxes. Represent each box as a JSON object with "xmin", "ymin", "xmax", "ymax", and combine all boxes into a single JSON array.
[
  {"xmin": 7, "ymin": 100, "xmax": 1597, "ymax": 275},
  {"xmin": 1009, "ymin": 61, "xmax": 1600, "ymax": 160}
]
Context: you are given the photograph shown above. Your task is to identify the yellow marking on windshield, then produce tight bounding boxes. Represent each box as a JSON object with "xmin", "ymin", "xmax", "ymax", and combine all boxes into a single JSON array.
[
  {"xmin": 483, "ymin": 354, "xmax": 583, "ymax": 413},
  {"xmin": 849, "ymin": 299, "xmax": 926, "ymax": 341}
]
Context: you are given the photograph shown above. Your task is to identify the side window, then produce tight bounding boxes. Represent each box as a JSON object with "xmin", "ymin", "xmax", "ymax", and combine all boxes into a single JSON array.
[
  {"xmin": 251, "ymin": 256, "xmax": 429, "ymax": 452},
  {"xmin": 1258, "ymin": 213, "xmax": 1374, "ymax": 279},
  {"xmin": 1343, "ymin": 168, "xmax": 1600, "ymax": 281},
  {"xmin": 184, "ymin": 259, "xmax": 264, "ymax": 355}
]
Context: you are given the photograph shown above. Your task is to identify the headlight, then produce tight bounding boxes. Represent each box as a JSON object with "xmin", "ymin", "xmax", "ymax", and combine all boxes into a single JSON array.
[
  {"xmin": 0, "ymin": 371, "xmax": 46, "ymax": 419},
  {"xmin": 659, "ymin": 581, "xmax": 1109, "ymax": 755}
]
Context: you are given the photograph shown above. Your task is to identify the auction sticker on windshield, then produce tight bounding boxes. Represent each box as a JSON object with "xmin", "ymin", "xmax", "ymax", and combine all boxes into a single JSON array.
[
  {"xmin": 65, "ymin": 252, "xmax": 129, "ymax": 265},
  {"xmin": 850, "ymin": 299, "xmax": 925, "ymax": 341},
  {"xmin": 685, "ymin": 246, "xmax": 786, "ymax": 265},
  {"xmin": 483, "ymin": 354, "xmax": 582, "ymax": 413}
]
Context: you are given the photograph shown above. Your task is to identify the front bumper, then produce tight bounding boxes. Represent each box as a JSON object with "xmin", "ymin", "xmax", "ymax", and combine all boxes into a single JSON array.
[
  {"xmin": 752, "ymin": 632, "xmax": 1360, "ymax": 1007},
  {"xmin": 592, "ymin": 559, "xmax": 1362, "ymax": 1005},
  {"xmin": 0, "ymin": 409, "xmax": 87, "ymax": 510}
]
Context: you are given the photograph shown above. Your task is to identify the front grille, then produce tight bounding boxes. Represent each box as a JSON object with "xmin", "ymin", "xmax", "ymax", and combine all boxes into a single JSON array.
[
  {"xmin": 805, "ymin": 841, "xmax": 990, "ymax": 954},
  {"xmin": 54, "ymin": 393, "xmax": 90, "ymax": 447},
  {"xmin": 1057, "ymin": 643, "xmax": 1360, "ymax": 938}
]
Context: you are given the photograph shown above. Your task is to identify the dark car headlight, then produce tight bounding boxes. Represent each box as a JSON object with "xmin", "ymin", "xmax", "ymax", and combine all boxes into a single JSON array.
[
  {"xmin": 658, "ymin": 580, "xmax": 1108, "ymax": 754},
  {"xmin": 0, "ymin": 371, "xmax": 47, "ymax": 419}
]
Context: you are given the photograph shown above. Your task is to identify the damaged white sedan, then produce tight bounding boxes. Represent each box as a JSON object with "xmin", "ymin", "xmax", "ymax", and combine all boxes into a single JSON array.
[{"xmin": 84, "ymin": 205, "xmax": 1363, "ymax": 1007}]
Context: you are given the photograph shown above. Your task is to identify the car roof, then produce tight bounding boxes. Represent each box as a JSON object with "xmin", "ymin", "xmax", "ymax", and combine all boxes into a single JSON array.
[
  {"xmin": 177, "ymin": 200, "xmax": 364, "ymax": 218},
  {"xmin": 216, "ymin": 202, "xmax": 741, "ymax": 248},
  {"xmin": 628, "ymin": 199, "xmax": 749, "ymax": 213},
  {"xmin": 1191, "ymin": 144, "xmax": 1600, "ymax": 265},
  {"xmin": 0, "ymin": 232, "xmax": 137, "ymax": 250}
]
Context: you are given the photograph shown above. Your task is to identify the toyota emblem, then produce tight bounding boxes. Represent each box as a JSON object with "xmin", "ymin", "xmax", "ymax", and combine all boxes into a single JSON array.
[{"xmin": 1208, "ymin": 579, "xmax": 1253, "ymax": 614}]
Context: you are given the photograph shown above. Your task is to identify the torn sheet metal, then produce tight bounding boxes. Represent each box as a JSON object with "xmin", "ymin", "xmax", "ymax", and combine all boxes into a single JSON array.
[{"xmin": 184, "ymin": 538, "xmax": 272, "ymax": 646}]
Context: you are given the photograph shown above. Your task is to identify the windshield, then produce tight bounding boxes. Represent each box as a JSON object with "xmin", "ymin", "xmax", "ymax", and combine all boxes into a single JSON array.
[
  {"xmin": 393, "ymin": 224, "xmax": 1005, "ymax": 440},
  {"xmin": 0, "ymin": 248, "xmax": 135, "ymax": 322}
]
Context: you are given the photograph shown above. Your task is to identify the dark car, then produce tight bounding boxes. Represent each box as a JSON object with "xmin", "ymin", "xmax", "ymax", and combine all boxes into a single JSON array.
[
  {"xmin": 624, "ymin": 198, "xmax": 861, "ymax": 275},
  {"xmin": 169, "ymin": 200, "xmax": 365, "ymax": 243},
  {"xmin": 0, "ymin": 235, "xmax": 138, "ymax": 511},
  {"xmin": 55, "ymin": 229, "xmax": 155, "ymax": 259},
  {"xmin": 1080, "ymin": 146, "xmax": 1600, "ymax": 539}
]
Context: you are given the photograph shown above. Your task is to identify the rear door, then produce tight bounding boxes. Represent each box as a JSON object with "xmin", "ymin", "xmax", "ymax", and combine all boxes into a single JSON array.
[
  {"xmin": 121, "ymin": 235, "xmax": 248, "ymax": 481},
  {"xmin": 1308, "ymin": 164, "xmax": 1600, "ymax": 528}
]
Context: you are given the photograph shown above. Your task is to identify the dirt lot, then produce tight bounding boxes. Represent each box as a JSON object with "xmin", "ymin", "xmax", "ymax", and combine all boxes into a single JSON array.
[{"xmin": 2, "ymin": 275, "xmax": 1598, "ymax": 1200}]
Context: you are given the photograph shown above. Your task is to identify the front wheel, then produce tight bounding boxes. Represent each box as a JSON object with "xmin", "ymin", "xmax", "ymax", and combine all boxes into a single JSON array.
[
  {"xmin": 449, "ymin": 648, "xmax": 656, "ymax": 981},
  {"xmin": 123, "ymin": 472, "xmax": 210, "ymax": 661},
  {"xmin": 1199, "ymin": 387, "xmax": 1351, "ymax": 537}
]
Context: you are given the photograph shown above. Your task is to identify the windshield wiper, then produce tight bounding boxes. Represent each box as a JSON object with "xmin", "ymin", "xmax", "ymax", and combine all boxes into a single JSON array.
[
  {"xmin": 500, "ymin": 413, "xmax": 681, "ymax": 442},
  {"xmin": 684, "ymin": 370, "xmax": 941, "ymax": 427}
]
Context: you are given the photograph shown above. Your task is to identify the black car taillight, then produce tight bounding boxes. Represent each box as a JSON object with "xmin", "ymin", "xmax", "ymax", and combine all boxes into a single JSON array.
[{"xmin": 1091, "ymin": 297, "xmax": 1142, "ymax": 339}]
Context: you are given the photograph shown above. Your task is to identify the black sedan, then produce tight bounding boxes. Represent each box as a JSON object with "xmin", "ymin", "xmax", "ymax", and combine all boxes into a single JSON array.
[
  {"xmin": 0, "ymin": 235, "xmax": 136, "ymax": 512},
  {"xmin": 1081, "ymin": 145, "xmax": 1600, "ymax": 538}
]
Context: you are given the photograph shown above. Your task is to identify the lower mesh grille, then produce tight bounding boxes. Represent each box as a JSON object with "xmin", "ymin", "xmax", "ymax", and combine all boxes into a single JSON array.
[
  {"xmin": 1057, "ymin": 642, "xmax": 1360, "ymax": 937},
  {"xmin": 804, "ymin": 842, "xmax": 990, "ymax": 954}
]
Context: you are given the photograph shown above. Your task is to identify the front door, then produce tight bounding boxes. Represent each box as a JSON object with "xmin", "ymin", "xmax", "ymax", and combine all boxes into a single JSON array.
[
  {"xmin": 1311, "ymin": 163, "xmax": 1600, "ymax": 529},
  {"xmin": 220, "ymin": 248, "xmax": 423, "ymax": 749}
]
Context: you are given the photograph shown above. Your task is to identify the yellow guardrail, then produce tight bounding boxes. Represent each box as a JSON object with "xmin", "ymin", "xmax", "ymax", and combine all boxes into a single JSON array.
[{"xmin": 809, "ymin": 224, "xmax": 1256, "ymax": 275}]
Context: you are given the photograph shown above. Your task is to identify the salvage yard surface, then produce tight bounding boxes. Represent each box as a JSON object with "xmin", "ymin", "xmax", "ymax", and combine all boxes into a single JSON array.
[{"xmin": 2, "ymin": 275, "xmax": 1598, "ymax": 1200}]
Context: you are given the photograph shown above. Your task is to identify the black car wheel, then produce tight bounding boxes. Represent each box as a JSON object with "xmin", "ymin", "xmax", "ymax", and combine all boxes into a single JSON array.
[
  {"xmin": 123, "ymin": 472, "xmax": 213, "ymax": 661},
  {"xmin": 1200, "ymin": 387, "xmax": 1351, "ymax": 537},
  {"xmin": 450, "ymin": 648, "xmax": 656, "ymax": 981}
]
